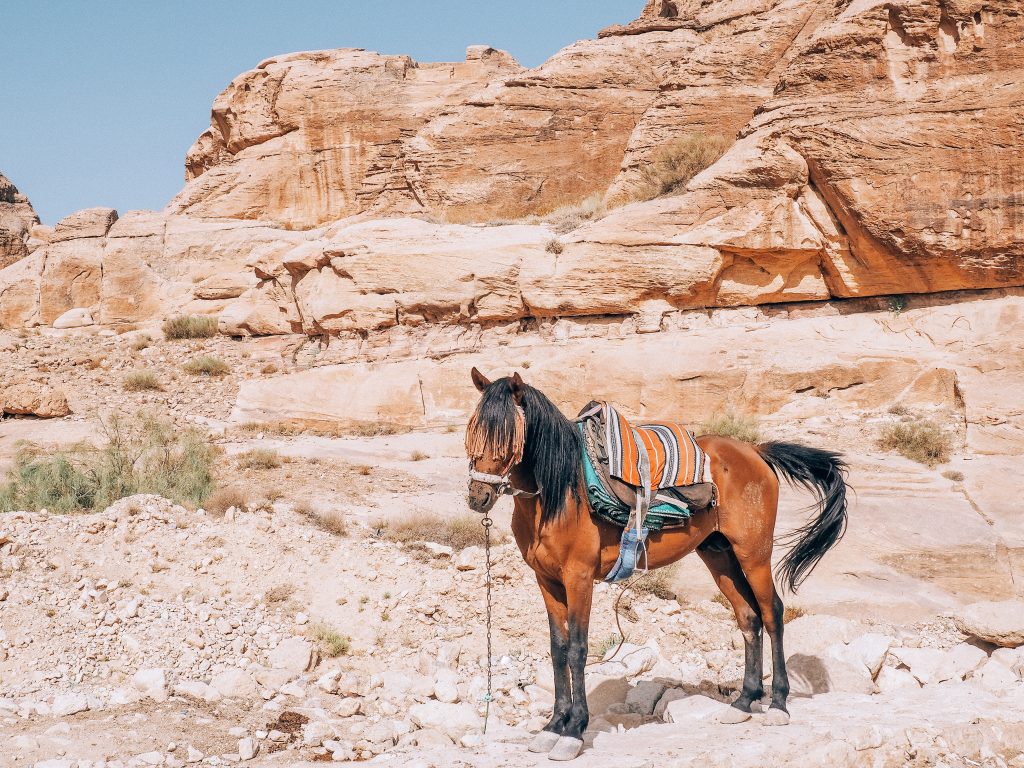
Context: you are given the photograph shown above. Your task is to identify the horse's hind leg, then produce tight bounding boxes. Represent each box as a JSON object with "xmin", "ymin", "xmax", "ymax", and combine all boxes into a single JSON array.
[
  {"xmin": 733, "ymin": 551, "xmax": 790, "ymax": 724},
  {"xmin": 529, "ymin": 576, "xmax": 571, "ymax": 752},
  {"xmin": 697, "ymin": 536, "xmax": 763, "ymax": 722}
]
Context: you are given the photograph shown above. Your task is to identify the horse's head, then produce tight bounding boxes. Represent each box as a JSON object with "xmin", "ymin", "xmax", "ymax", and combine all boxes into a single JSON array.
[{"xmin": 465, "ymin": 367, "xmax": 527, "ymax": 513}]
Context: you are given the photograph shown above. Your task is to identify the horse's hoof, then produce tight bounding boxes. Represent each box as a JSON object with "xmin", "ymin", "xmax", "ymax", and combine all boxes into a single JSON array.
[
  {"xmin": 528, "ymin": 731, "xmax": 561, "ymax": 753},
  {"xmin": 762, "ymin": 708, "xmax": 790, "ymax": 727},
  {"xmin": 548, "ymin": 736, "xmax": 584, "ymax": 761},
  {"xmin": 717, "ymin": 707, "xmax": 753, "ymax": 724}
]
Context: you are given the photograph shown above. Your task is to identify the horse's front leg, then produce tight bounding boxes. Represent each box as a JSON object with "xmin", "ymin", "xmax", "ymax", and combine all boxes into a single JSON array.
[
  {"xmin": 528, "ymin": 576, "xmax": 571, "ymax": 753},
  {"xmin": 547, "ymin": 568, "xmax": 594, "ymax": 761}
]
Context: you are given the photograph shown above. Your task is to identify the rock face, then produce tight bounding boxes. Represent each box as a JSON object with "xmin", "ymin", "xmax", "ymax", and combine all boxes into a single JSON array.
[
  {"xmin": 0, "ymin": 172, "xmax": 40, "ymax": 269},
  {"xmin": 171, "ymin": 47, "xmax": 522, "ymax": 229},
  {"xmin": 2, "ymin": 0, "xmax": 1023, "ymax": 334}
]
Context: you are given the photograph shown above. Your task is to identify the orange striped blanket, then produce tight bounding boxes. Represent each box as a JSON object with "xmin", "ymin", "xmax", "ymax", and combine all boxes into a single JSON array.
[{"xmin": 602, "ymin": 402, "xmax": 706, "ymax": 490}]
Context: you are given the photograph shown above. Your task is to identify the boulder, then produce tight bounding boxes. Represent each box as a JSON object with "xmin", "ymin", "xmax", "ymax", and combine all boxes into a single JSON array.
[
  {"xmin": 624, "ymin": 680, "xmax": 667, "ymax": 716},
  {"xmin": 132, "ymin": 668, "xmax": 168, "ymax": 702},
  {"xmin": 51, "ymin": 207, "xmax": 118, "ymax": 242},
  {"xmin": 50, "ymin": 693, "xmax": 89, "ymax": 717},
  {"xmin": 267, "ymin": 637, "xmax": 317, "ymax": 673},
  {"xmin": 889, "ymin": 647, "xmax": 946, "ymax": 686},
  {"xmin": 52, "ymin": 307, "xmax": 94, "ymax": 329},
  {"xmin": 1, "ymin": 384, "xmax": 70, "ymax": 418},
  {"xmin": 875, "ymin": 666, "xmax": 921, "ymax": 694},
  {"xmin": 0, "ymin": 171, "xmax": 40, "ymax": 269},
  {"xmin": 209, "ymin": 668, "xmax": 257, "ymax": 699},
  {"xmin": 934, "ymin": 643, "xmax": 989, "ymax": 684},
  {"xmin": 663, "ymin": 695, "xmax": 732, "ymax": 724},
  {"xmin": 955, "ymin": 601, "xmax": 1024, "ymax": 648},
  {"xmin": 408, "ymin": 701, "xmax": 480, "ymax": 741},
  {"xmin": 787, "ymin": 652, "xmax": 876, "ymax": 697}
]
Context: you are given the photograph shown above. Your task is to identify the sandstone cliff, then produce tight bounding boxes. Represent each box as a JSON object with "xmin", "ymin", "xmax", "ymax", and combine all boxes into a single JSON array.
[
  {"xmin": 1, "ymin": 0, "xmax": 1021, "ymax": 335},
  {"xmin": 0, "ymin": 172, "xmax": 40, "ymax": 270}
]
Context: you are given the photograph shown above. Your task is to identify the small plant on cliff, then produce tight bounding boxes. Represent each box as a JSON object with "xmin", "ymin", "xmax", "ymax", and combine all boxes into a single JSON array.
[
  {"xmin": 544, "ymin": 194, "xmax": 607, "ymax": 234},
  {"xmin": 162, "ymin": 315, "xmax": 218, "ymax": 340},
  {"xmin": 0, "ymin": 414, "xmax": 215, "ymax": 513},
  {"xmin": 634, "ymin": 132, "xmax": 732, "ymax": 201},
  {"xmin": 878, "ymin": 418, "xmax": 952, "ymax": 467},
  {"xmin": 699, "ymin": 412, "xmax": 761, "ymax": 444},
  {"xmin": 183, "ymin": 354, "xmax": 230, "ymax": 377},
  {"xmin": 123, "ymin": 370, "xmax": 162, "ymax": 392}
]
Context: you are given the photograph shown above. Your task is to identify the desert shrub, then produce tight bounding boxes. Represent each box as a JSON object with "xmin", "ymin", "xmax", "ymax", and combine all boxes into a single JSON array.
[
  {"xmin": 0, "ymin": 414, "xmax": 215, "ymax": 513},
  {"xmin": 887, "ymin": 403, "xmax": 910, "ymax": 416},
  {"xmin": 236, "ymin": 448, "xmax": 283, "ymax": 471},
  {"xmin": 234, "ymin": 420, "xmax": 404, "ymax": 438},
  {"xmin": 878, "ymin": 419, "xmax": 952, "ymax": 467},
  {"xmin": 631, "ymin": 565, "xmax": 678, "ymax": 601},
  {"xmin": 942, "ymin": 470, "xmax": 965, "ymax": 482},
  {"xmin": 130, "ymin": 335, "xmax": 153, "ymax": 352},
  {"xmin": 545, "ymin": 238, "xmax": 564, "ymax": 254},
  {"xmin": 261, "ymin": 363, "xmax": 279, "ymax": 375},
  {"xmin": 308, "ymin": 623, "xmax": 351, "ymax": 657},
  {"xmin": 205, "ymin": 486, "xmax": 249, "ymax": 517},
  {"xmin": 162, "ymin": 315, "xmax": 218, "ymax": 340},
  {"xmin": 295, "ymin": 501, "xmax": 348, "ymax": 536},
  {"xmin": 699, "ymin": 413, "xmax": 760, "ymax": 444},
  {"xmin": 544, "ymin": 194, "xmax": 606, "ymax": 234},
  {"xmin": 183, "ymin": 355, "xmax": 230, "ymax": 377},
  {"xmin": 634, "ymin": 133, "xmax": 732, "ymax": 201},
  {"xmin": 123, "ymin": 370, "xmax": 162, "ymax": 392},
  {"xmin": 409, "ymin": 450, "xmax": 429, "ymax": 462},
  {"xmin": 375, "ymin": 511, "xmax": 502, "ymax": 550}
]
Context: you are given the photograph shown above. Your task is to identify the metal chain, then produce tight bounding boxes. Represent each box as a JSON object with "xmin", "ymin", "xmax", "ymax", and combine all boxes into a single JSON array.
[{"xmin": 481, "ymin": 514, "xmax": 494, "ymax": 734}]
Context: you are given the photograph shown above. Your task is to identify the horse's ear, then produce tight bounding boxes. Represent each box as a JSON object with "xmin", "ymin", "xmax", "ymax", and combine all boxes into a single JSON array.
[
  {"xmin": 471, "ymin": 367, "xmax": 491, "ymax": 393},
  {"xmin": 510, "ymin": 371, "xmax": 525, "ymax": 403}
]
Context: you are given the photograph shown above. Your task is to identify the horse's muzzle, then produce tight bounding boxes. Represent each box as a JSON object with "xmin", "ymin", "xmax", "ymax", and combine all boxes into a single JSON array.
[{"xmin": 467, "ymin": 481, "xmax": 497, "ymax": 514}]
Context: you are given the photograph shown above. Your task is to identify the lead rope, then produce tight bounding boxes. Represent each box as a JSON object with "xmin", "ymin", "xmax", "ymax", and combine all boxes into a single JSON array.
[{"xmin": 481, "ymin": 513, "xmax": 494, "ymax": 734}]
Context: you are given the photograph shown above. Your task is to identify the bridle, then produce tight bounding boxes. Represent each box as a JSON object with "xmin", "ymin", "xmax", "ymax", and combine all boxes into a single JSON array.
[{"xmin": 467, "ymin": 460, "xmax": 538, "ymax": 498}]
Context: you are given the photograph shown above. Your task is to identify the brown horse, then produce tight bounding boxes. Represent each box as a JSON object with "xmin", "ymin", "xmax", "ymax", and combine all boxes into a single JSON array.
[{"xmin": 465, "ymin": 369, "xmax": 849, "ymax": 761}]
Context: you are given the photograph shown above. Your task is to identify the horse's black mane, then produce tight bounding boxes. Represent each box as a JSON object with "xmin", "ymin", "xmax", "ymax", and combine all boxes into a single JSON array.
[{"xmin": 478, "ymin": 377, "xmax": 581, "ymax": 524}]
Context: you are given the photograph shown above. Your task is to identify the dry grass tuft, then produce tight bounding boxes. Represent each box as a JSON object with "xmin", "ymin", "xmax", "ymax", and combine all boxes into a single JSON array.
[
  {"xmin": 544, "ymin": 194, "xmax": 606, "ymax": 234},
  {"xmin": 699, "ymin": 413, "xmax": 760, "ymax": 444},
  {"xmin": 784, "ymin": 605, "xmax": 807, "ymax": 623},
  {"xmin": 260, "ymin": 363, "xmax": 279, "ymax": 375},
  {"xmin": 123, "ymin": 370, "xmax": 163, "ymax": 392},
  {"xmin": 162, "ymin": 315, "xmax": 218, "ymax": 340},
  {"xmin": 308, "ymin": 622, "xmax": 351, "ymax": 657},
  {"xmin": 205, "ymin": 486, "xmax": 249, "ymax": 517},
  {"xmin": 130, "ymin": 335, "xmax": 153, "ymax": 352},
  {"xmin": 877, "ymin": 419, "xmax": 952, "ymax": 467},
  {"xmin": 295, "ymin": 501, "xmax": 348, "ymax": 536},
  {"xmin": 409, "ymin": 450, "xmax": 429, "ymax": 462},
  {"xmin": 264, "ymin": 583, "xmax": 296, "ymax": 604},
  {"xmin": 887, "ymin": 403, "xmax": 910, "ymax": 416},
  {"xmin": 942, "ymin": 469, "xmax": 965, "ymax": 482},
  {"xmin": 235, "ymin": 448, "xmax": 283, "ymax": 471},
  {"xmin": 234, "ymin": 420, "xmax": 406, "ymax": 439},
  {"xmin": 375, "ymin": 511, "xmax": 503, "ymax": 551},
  {"xmin": 631, "ymin": 565, "xmax": 679, "ymax": 601},
  {"xmin": 633, "ymin": 133, "xmax": 732, "ymax": 201},
  {"xmin": 590, "ymin": 633, "xmax": 624, "ymax": 659},
  {"xmin": 183, "ymin": 355, "xmax": 230, "ymax": 377}
]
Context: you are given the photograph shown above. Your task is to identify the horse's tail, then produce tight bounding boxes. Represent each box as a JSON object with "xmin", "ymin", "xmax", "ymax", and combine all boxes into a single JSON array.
[{"xmin": 756, "ymin": 441, "xmax": 849, "ymax": 593}]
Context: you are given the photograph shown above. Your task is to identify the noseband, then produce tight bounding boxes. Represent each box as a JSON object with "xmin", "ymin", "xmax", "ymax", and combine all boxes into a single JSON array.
[{"xmin": 468, "ymin": 461, "xmax": 538, "ymax": 498}]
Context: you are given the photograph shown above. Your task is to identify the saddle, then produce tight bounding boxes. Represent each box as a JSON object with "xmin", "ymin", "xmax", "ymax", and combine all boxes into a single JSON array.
[{"xmin": 576, "ymin": 401, "xmax": 716, "ymax": 581}]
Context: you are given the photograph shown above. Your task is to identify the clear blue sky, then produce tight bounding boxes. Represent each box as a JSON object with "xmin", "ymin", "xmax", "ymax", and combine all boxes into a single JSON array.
[{"xmin": 2, "ymin": 1, "xmax": 638, "ymax": 224}]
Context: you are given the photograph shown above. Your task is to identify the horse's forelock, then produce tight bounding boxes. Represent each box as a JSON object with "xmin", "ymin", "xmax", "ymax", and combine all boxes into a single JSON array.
[{"xmin": 466, "ymin": 378, "xmax": 525, "ymax": 466}]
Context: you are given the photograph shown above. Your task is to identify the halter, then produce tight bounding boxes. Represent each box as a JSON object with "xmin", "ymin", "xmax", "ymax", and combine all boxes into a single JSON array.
[{"xmin": 467, "ymin": 461, "xmax": 538, "ymax": 498}]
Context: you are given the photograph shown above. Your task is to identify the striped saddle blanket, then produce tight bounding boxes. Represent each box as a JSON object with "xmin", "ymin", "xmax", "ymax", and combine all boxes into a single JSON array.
[{"xmin": 577, "ymin": 401, "xmax": 714, "ymax": 530}]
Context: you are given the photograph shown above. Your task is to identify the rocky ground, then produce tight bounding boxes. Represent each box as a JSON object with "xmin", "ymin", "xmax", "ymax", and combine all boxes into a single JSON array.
[{"xmin": 2, "ymin": 334, "xmax": 1024, "ymax": 767}]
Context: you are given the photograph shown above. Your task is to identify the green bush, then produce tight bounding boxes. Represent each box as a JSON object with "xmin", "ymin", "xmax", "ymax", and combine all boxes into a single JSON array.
[
  {"xmin": 308, "ymin": 623, "xmax": 351, "ymax": 657},
  {"xmin": 878, "ymin": 419, "xmax": 952, "ymax": 467},
  {"xmin": 699, "ymin": 412, "xmax": 761, "ymax": 444},
  {"xmin": 162, "ymin": 315, "xmax": 218, "ymax": 340},
  {"xmin": 183, "ymin": 355, "xmax": 230, "ymax": 377},
  {"xmin": 0, "ymin": 414, "xmax": 215, "ymax": 513},
  {"xmin": 635, "ymin": 133, "xmax": 732, "ymax": 201}
]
